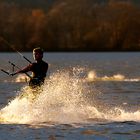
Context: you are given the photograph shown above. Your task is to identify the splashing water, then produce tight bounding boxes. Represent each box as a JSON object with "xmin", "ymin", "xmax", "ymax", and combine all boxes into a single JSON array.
[
  {"xmin": 0, "ymin": 68, "xmax": 92, "ymax": 124},
  {"xmin": 0, "ymin": 68, "xmax": 140, "ymax": 124},
  {"xmin": 86, "ymin": 71, "xmax": 140, "ymax": 82}
]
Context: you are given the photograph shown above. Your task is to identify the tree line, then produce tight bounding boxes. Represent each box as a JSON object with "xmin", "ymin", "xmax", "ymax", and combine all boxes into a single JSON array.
[{"xmin": 0, "ymin": 0, "xmax": 140, "ymax": 52}]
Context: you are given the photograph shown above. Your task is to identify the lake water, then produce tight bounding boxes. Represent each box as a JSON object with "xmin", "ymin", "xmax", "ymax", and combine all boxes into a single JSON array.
[{"xmin": 0, "ymin": 52, "xmax": 140, "ymax": 140}]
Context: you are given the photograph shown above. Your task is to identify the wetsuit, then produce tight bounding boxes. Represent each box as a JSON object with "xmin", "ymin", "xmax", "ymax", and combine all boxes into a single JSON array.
[{"xmin": 21, "ymin": 60, "xmax": 48, "ymax": 87}]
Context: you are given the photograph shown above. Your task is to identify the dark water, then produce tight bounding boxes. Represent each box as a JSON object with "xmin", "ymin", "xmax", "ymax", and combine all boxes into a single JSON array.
[{"xmin": 0, "ymin": 52, "xmax": 140, "ymax": 140}]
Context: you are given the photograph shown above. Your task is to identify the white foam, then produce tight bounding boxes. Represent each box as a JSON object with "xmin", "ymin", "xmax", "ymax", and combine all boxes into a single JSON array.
[
  {"xmin": 0, "ymin": 69, "xmax": 140, "ymax": 124},
  {"xmin": 86, "ymin": 70, "xmax": 140, "ymax": 82}
]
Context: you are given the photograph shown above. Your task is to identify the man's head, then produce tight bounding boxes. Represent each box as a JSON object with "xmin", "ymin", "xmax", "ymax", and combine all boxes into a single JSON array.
[{"xmin": 33, "ymin": 47, "xmax": 44, "ymax": 61}]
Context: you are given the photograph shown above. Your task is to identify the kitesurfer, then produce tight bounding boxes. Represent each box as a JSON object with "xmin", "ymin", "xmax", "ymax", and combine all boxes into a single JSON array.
[{"xmin": 10, "ymin": 47, "xmax": 48, "ymax": 88}]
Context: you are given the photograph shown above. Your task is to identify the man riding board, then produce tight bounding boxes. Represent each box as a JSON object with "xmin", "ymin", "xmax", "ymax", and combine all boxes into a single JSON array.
[{"xmin": 11, "ymin": 47, "xmax": 48, "ymax": 88}]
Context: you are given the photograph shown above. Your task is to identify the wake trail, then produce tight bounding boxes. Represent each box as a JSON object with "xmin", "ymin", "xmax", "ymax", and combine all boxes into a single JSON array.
[{"xmin": 0, "ymin": 68, "xmax": 140, "ymax": 124}]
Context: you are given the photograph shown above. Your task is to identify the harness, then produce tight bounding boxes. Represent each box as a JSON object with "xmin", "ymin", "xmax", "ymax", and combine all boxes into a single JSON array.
[{"xmin": 29, "ymin": 77, "xmax": 45, "ymax": 87}]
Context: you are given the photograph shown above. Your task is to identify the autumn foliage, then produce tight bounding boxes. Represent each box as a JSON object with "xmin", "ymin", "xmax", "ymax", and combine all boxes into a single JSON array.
[{"xmin": 0, "ymin": 0, "xmax": 140, "ymax": 51}]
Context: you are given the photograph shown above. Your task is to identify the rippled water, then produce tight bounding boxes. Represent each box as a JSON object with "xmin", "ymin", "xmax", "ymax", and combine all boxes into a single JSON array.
[{"xmin": 0, "ymin": 52, "xmax": 140, "ymax": 140}]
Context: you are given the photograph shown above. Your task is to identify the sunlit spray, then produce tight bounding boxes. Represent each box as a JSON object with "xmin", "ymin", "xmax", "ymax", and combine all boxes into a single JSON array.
[{"xmin": 0, "ymin": 68, "xmax": 140, "ymax": 124}]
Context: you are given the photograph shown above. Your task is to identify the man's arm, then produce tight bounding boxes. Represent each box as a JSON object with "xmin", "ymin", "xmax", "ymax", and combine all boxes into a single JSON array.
[{"xmin": 10, "ymin": 64, "xmax": 32, "ymax": 76}]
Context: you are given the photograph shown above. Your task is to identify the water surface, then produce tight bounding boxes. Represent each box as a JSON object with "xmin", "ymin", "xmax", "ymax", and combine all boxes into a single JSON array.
[{"xmin": 0, "ymin": 52, "xmax": 140, "ymax": 140}]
